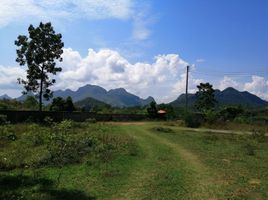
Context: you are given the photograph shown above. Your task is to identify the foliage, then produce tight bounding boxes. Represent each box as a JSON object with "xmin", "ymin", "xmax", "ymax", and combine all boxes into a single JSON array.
[
  {"xmin": 204, "ymin": 109, "xmax": 219, "ymax": 124},
  {"xmin": 219, "ymin": 106, "xmax": 244, "ymax": 121},
  {"xmin": 23, "ymin": 96, "xmax": 39, "ymax": 110},
  {"xmin": 15, "ymin": 22, "xmax": 64, "ymax": 111},
  {"xmin": 65, "ymin": 96, "xmax": 75, "ymax": 112},
  {"xmin": 147, "ymin": 101, "xmax": 157, "ymax": 118},
  {"xmin": 157, "ymin": 103, "xmax": 176, "ymax": 119},
  {"xmin": 195, "ymin": 82, "xmax": 217, "ymax": 112},
  {"xmin": 153, "ymin": 126, "xmax": 174, "ymax": 133},
  {"xmin": 85, "ymin": 118, "xmax": 97, "ymax": 123},
  {"xmin": 183, "ymin": 112, "xmax": 203, "ymax": 128},
  {"xmin": 0, "ymin": 115, "xmax": 8, "ymax": 125},
  {"xmin": 50, "ymin": 96, "xmax": 76, "ymax": 112}
]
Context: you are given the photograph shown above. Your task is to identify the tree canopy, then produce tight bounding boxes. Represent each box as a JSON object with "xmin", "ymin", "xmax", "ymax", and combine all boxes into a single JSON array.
[
  {"xmin": 195, "ymin": 82, "xmax": 217, "ymax": 112},
  {"xmin": 15, "ymin": 22, "xmax": 64, "ymax": 111}
]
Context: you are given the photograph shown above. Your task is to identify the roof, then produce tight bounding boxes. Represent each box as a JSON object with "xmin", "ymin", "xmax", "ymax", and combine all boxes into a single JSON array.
[{"xmin": 157, "ymin": 109, "xmax": 167, "ymax": 114}]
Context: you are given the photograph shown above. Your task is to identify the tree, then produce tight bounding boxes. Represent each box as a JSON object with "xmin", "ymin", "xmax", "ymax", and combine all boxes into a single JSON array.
[
  {"xmin": 147, "ymin": 101, "xmax": 158, "ymax": 118},
  {"xmin": 195, "ymin": 82, "xmax": 217, "ymax": 112},
  {"xmin": 23, "ymin": 96, "xmax": 38, "ymax": 110},
  {"xmin": 50, "ymin": 97, "xmax": 65, "ymax": 111},
  {"xmin": 15, "ymin": 22, "xmax": 64, "ymax": 111},
  {"xmin": 64, "ymin": 96, "xmax": 75, "ymax": 112}
]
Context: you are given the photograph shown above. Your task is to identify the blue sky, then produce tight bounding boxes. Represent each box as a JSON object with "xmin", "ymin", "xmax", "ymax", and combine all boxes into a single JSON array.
[{"xmin": 0, "ymin": 0, "xmax": 268, "ymax": 102}]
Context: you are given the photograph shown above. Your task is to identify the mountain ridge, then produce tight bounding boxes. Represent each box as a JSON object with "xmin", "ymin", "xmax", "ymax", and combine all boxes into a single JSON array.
[{"xmin": 169, "ymin": 87, "xmax": 268, "ymax": 107}]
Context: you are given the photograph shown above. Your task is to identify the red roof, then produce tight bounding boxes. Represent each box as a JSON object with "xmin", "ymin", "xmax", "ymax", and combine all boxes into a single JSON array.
[{"xmin": 157, "ymin": 109, "xmax": 167, "ymax": 114}]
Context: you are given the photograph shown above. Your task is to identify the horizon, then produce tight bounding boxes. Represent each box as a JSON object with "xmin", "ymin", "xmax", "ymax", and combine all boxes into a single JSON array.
[
  {"xmin": 0, "ymin": 0, "xmax": 268, "ymax": 102},
  {"xmin": 1, "ymin": 84, "xmax": 267, "ymax": 104}
]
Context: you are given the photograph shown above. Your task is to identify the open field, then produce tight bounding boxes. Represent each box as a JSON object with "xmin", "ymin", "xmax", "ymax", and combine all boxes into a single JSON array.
[{"xmin": 1, "ymin": 121, "xmax": 268, "ymax": 199}]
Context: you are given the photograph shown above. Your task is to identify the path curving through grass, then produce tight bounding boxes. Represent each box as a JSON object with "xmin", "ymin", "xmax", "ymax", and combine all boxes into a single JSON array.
[{"xmin": 110, "ymin": 124, "xmax": 223, "ymax": 200}]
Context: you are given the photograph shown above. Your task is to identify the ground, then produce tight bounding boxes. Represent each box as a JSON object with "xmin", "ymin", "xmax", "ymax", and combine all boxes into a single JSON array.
[{"xmin": 1, "ymin": 121, "xmax": 268, "ymax": 199}]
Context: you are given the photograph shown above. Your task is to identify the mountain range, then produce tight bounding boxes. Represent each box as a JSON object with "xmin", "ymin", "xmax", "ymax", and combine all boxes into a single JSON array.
[
  {"xmin": 17, "ymin": 84, "xmax": 155, "ymax": 108},
  {"xmin": 1, "ymin": 85, "xmax": 268, "ymax": 108},
  {"xmin": 0, "ymin": 94, "xmax": 11, "ymax": 100},
  {"xmin": 170, "ymin": 87, "xmax": 268, "ymax": 108}
]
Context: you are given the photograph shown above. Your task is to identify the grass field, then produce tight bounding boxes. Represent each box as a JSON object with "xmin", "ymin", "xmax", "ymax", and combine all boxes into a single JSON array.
[{"xmin": 1, "ymin": 121, "xmax": 268, "ymax": 199}]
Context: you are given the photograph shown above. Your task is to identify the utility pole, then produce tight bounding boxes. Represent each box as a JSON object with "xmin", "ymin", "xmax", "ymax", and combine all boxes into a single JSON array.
[{"xmin": 185, "ymin": 65, "xmax": 189, "ymax": 112}]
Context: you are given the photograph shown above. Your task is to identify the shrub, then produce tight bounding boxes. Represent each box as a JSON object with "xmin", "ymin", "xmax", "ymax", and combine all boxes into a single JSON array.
[
  {"xmin": 43, "ymin": 116, "xmax": 54, "ymax": 126},
  {"xmin": 251, "ymin": 129, "xmax": 266, "ymax": 143},
  {"xmin": 85, "ymin": 118, "xmax": 97, "ymax": 123},
  {"xmin": 0, "ymin": 114, "xmax": 8, "ymax": 125},
  {"xmin": 219, "ymin": 106, "xmax": 244, "ymax": 121},
  {"xmin": 244, "ymin": 143, "xmax": 256, "ymax": 156},
  {"xmin": 183, "ymin": 112, "xmax": 203, "ymax": 128},
  {"xmin": 204, "ymin": 109, "xmax": 218, "ymax": 124},
  {"xmin": 153, "ymin": 127, "xmax": 174, "ymax": 133}
]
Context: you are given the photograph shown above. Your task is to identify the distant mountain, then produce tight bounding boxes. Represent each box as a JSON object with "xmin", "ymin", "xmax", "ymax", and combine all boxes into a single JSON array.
[
  {"xmin": 0, "ymin": 94, "xmax": 12, "ymax": 100},
  {"xmin": 170, "ymin": 87, "xmax": 268, "ymax": 108},
  {"xmin": 16, "ymin": 84, "xmax": 155, "ymax": 107}
]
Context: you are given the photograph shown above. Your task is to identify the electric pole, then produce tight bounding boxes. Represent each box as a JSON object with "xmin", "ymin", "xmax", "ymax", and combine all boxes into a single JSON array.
[{"xmin": 185, "ymin": 65, "xmax": 189, "ymax": 112}]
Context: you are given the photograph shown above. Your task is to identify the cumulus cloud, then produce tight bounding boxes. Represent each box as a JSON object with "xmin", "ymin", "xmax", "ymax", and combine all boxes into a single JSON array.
[
  {"xmin": 54, "ymin": 48, "xmax": 189, "ymax": 102},
  {"xmin": 244, "ymin": 75, "xmax": 268, "ymax": 100},
  {"xmin": 0, "ymin": 65, "xmax": 25, "ymax": 96},
  {"xmin": 219, "ymin": 76, "xmax": 242, "ymax": 90}
]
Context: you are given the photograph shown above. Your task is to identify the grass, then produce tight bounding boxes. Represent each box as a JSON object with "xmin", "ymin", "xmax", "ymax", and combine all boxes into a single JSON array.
[{"xmin": 1, "ymin": 121, "xmax": 268, "ymax": 199}]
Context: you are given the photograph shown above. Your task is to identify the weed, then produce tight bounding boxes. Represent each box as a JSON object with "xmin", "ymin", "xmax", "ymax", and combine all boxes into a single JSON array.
[
  {"xmin": 244, "ymin": 143, "xmax": 256, "ymax": 156},
  {"xmin": 153, "ymin": 127, "xmax": 174, "ymax": 133}
]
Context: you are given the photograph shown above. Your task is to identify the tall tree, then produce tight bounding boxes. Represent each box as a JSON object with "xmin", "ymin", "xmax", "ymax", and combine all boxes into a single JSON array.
[
  {"xmin": 64, "ymin": 96, "xmax": 75, "ymax": 112},
  {"xmin": 15, "ymin": 22, "xmax": 64, "ymax": 111},
  {"xmin": 195, "ymin": 82, "xmax": 217, "ymax": 112}
]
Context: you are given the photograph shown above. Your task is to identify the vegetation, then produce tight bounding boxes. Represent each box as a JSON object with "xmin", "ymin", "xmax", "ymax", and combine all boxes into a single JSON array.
[
  {"xmin": 195, "ymin": 82, "xmax": 217, "ymax": 112},
  {"xmin": 0, "ymin": 122, "xmax": 267, "ymax": 199},
  {"xmin": 50, "ymin": 96, "xmax": 75, "ymax": 112},
  {"xmin": 15, "ymin": 22, "xmax": 64, "ymax": 111}
]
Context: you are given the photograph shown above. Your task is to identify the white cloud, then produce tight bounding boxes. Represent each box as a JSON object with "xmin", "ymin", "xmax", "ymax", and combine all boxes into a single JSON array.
[
  {"xmin": 0, "ymin": 65, "xmax": 25, "ymax": 97},
  {"xmin": 216, "ymin": 75, "xmax": 268, "ymax": 100},
  {"xmin": 0, "ymin": 0, "xmax": 133, "ymax": 27},
  {"xmin": 54, "ymin": 48, "xmax": 189, "ymax": 102},
  {"xmin": 219, "ymin": 76, "xmax": 242, "ymax": 90},
  {"xmin": 0, "ymin": 0, "xmax": 154, "ymax": 42},
  {"xmin": 244, "ymin": 75, "xmax": 268, "ymax": 100},
  {"xmin": 132, "ymin": 4, "xmax": 155, "ymax": 41}
]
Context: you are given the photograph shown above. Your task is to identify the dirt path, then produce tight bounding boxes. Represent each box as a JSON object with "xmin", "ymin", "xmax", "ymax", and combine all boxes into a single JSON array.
[{"xmin": 110, "ymin": 124, "xmax": 222, "ymax": 200}]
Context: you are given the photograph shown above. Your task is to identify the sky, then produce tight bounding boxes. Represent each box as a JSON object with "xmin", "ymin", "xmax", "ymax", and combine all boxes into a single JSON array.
[{"xmin": 0, "ymin": 0, "xmax": 268, "ymax": 102}]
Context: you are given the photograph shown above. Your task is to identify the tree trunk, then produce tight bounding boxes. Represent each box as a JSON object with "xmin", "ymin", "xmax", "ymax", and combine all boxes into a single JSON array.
[{"xmin": 39, "ymin": 67, "xmax": 44, "ymax": 112}]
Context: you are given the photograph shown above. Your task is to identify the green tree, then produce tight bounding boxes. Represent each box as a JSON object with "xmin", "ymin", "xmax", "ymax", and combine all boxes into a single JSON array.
[
  {"xmin": 15, "ymin": 22, "xmax": 64, "ymax": 111},
  {"xmin": 147, "ymin": 101, "xmax": 158, "ymax": 118},
  {"xmin": 23, "ymin": 96, "xmax": 38, "ymax": 110},
  {"xmin": 64, "ymin": 96, "xmax": 75, "ymax": 112},
  {"xmin": 195, "ymin": 82, "xmax": 217, "ymax": 112},
  {"xmin": 50, "ymin": 97, "xmax": 65, "ymax": 111}
]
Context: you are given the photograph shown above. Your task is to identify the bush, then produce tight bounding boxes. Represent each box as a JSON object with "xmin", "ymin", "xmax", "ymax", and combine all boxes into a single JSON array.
[
  {"xmin": 153, "ymin": 127, "xmax": 174, "ymax": 133},
  {"xmin": 0, "ymin": 114, "xmax": 8, "ymax": 125},
  {"xmin": 251, "ymin": 129, "xmax": 267, "ymax": 143},
  {"xmin": 233, "ymin": 116, "xmax": 252, "ymax": 124},
  {"xmin": 244, "ymin": 143, "xmax": 256, "ymax": 156},
  {"xmin": 204, "ymin": 110, "xmax": 218, "ymax": 124},
  {"xmin": 219, "ymin": 106, "xmax": 244, "ymax": 121},
  {"xmin": 85, "ymin": 118, "xmax": 97, "ymax": 123},
  {"xmin": 43, "ymin": 116, "xmax": 54, "ymax": 126},
  {"xmin": 183, "ymin": 112, "xmax": 203, "ymax": 128}
]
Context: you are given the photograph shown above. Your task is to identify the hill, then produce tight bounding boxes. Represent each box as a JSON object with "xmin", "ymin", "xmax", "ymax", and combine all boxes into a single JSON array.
[
  {"xmin": 170, "ymin": 87, "xmax": 268, "ymax": 108},
  {"xmin": 0, "ymin": 94, "xmax": 11, "ymax": 100},
  {"xmin": 75, "ymin": 97, "xmax": 110, "ymax": 111},
  {"xmin": 16, "ymin": 84, "xmax": 155, "ymax": 107}
]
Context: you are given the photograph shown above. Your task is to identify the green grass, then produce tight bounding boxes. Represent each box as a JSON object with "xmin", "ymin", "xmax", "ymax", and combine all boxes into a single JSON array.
[{"xmin": 1, "ymin": 121, "xmax": 268, "ymax": 199}]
